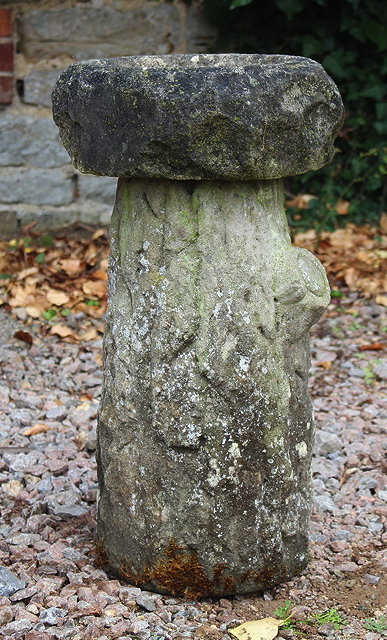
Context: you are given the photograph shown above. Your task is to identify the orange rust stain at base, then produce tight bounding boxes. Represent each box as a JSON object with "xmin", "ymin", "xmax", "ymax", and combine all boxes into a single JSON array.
[
  {"xmin": 94, "ymin": 538, "xmax": 109, "ymax": 570},
  {"xmin": 96, "ymin": 537, "xmax": 292, "ymax": 598},
  {"xmin": 118, "ymin": 539, "xmax": 241, "ymax": 598}
]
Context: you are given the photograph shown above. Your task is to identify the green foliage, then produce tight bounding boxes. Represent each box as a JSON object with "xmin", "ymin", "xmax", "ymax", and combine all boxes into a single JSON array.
[
  {"xmin": 307, "ymin": 608, "xmax": 344, "ymax": 629},
  {"xmin": 42, "ymin": 308, "xmax": 57, "ymax": 320},
  {"xmin": 35, "ymin": 252, "xmax": 45, "ymax": 264},
  {"xmin": 330, "ymin": 289, "xmax": 345, "ymax": 298},
  {"xmin": 202, "ymin": 0, "xmax": 387, "ymax": 228},
  {"xmin": 361, "ymin": 364, "xmax": 374, "ymax": 384},
  {"xmin": 41, "ymin": 235, "xmax": 54, "ymax": 247},
  {"xmin": 348, "ymin": 320, "xmax": 362, "ymax": 330},
  {"xmin": 364, "ymin": 615, "xmax": 387, "ymax": 632},
  {"xmin": 274, "ymin": 600, "xmax": 295, "ymax": 629},
  {"xmin": 330, "ymin": 324, "xmax": 345, "ymax": 337}
]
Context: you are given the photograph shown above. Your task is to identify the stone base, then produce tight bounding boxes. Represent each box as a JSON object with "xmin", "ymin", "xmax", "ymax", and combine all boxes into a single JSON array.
[{"xmin": 97, "ymin": 178, "xmax": 330, "ymax": 596}]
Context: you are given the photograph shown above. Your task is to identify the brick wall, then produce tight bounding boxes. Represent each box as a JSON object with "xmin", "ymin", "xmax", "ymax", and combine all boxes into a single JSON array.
[
  {"xmin": 0, "ymin": 0, "xmax": 216, "ymax": 237},
  {"xmin": 0, "ymin": 8, "xmax": 13, "ymax": 104}
]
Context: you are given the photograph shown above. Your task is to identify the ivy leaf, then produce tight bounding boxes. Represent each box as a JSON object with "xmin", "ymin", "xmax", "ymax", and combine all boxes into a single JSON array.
[
  {"xmin": 276, "ymin": 0, "xmax": 303, "ymax": 19},
  {"xmin": 301, "ymin": 35, "xmax": 322, "ymax": 58},
  {"xmin": 364, "ymin": 21, "xmax": 387, "ymax": 51},
  {"xmin": 229, "ymin": 0, "xmax": 252, "ymax": 9},
  {"xmin": 321, "ymin": 52, "xmax": 346, "ymax": 78}
]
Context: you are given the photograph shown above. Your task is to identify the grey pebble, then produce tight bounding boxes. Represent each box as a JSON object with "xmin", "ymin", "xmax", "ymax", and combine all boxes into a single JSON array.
[
  {"xmin": 362, "ymin": 574, "xmax": 380, "ymax": 585},
  {"xmin": 2, "ymin": 618, "xmax": 33, "ymax": 633},
  {"xmin": 318, "ymin": 622, "xmax": 336, "ymax": 636},
  {"xmin": 0, "ymin": 565, "xmax": 26, "ymax": 596},
  {"xmin": 8, "ymin": 532, "xmax": 41, "ymax": 546},
  {"xmin": 314, "ymin": 494, "xmax": 340, "ymax": 515},
  {"xmin": 37, "ymin": 476, "xmax": 53, "ymax": 493},
  {"xmin": 333, "ymin": 529, "xmax": 351, "ymax": 540},
  {"xmin": 49, "ymin": 502, "xmax": 88, "ymax": 518},
  {"xmin": 39, "ymin": 606, "xmax": 68, "ymax": 625},
  {"xmin": 368, "ymin": 522, "xmax": 383, "ymax": 534},
  {"xmin": 0, "ymin": 525, "xmax": 11, "ymax": 538},
  {"xmin": 314, "ymin": 430, "xmax": 342, "ymax": 456},
  {"xmin": 309, "ymin": 533, "xmax": 328, "ymax": 543},
  {"xmin": 374, "ymin": 362, "xmax": 387, "ymax": 380},
  {"xmin": 349, "ymin": 367, "xmax": 366, "ymax": 378},
  {"xmin": 0, "ymin": 605, "xmax": 13, "ymax": 626},
  {"xmin": 173, "ymin": 610, "xmax": 190, "ymax": 619},
  {"xmin": 357, "ymin": 476, "xmax": 378, "ymax": 492},
  {"xmin": 136, "ymin": 593, "xmax": 158, "ymax": 612},
  {"xmin": 46, "ymin": 405, "xmax": 68, "ymax": 420}
]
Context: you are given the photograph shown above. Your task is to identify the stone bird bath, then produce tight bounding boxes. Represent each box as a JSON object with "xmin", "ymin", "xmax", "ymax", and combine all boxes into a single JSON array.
[{"xmin": 52, "ymin": 54, "xmax": 344, "ymax": 597}]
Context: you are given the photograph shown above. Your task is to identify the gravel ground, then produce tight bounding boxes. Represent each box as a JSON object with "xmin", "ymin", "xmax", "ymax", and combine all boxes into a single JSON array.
[{"xmin": 0, "ymin": 294, "xmax": 386, "ymax": 640}]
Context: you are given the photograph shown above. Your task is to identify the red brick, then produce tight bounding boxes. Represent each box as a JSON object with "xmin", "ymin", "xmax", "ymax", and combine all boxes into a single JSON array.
[
  {"xmin": 0, "ymin": 75, "xmax": 13, "ymax": 103},
  {"xmin": 0, "ymin": 9, "xmax": 11, "ymax": 37},
  {"xmin": 0, "ymin": 43, "xmax": 13, "ymax": 73}
]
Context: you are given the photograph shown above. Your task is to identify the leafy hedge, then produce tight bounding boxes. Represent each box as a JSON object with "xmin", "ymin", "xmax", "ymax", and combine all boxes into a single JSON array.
[{"xmin": 202, "ymin": 0, "xmax": 387, "ymax": 230}]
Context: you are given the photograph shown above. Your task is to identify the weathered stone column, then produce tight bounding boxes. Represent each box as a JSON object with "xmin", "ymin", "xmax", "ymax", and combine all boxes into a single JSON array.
[{"xmin": 52, "ymin": 54, "xmax": 344, "ymax": 597}]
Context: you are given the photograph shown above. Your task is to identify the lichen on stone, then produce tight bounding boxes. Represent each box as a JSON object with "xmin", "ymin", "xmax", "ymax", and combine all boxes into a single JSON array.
[
  {"xmin": 96, "ymin": 178, "xmax": 330, "ymax": 595},
  {"xmin": 52, "ymin": 53, "xmax": 344, "ymax": 180}
]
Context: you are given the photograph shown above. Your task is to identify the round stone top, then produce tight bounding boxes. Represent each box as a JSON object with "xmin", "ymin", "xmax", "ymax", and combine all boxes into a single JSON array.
[{"xmin": 52, "ymin": 53, "xmax": 344, "ymax": 181}]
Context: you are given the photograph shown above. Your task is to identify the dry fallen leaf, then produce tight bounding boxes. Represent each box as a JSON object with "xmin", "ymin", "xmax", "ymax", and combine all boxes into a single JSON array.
[
  {"xmin": 359, "ymin": 342, "xmax": 385, "ymax": 351},
  {"xmin": 79, "ymin": 327, "xmax": 99, "ymax": 341},
  {"xmin": 59, "ymin": 258, "xmax": 83, "ymax": 275},
  {"xmin": 84, "ymin": 243, "xmax": 98, "ymax": 265},
  {"xmin": 82, "ymin": 280, "xmax": 106, "ymax": 298},
  {"xmin": 329, "ymin": 228, "xmax": 357, "ymax": 250},
  {"xmin": 286, "ymin": 193, "xmax": 316, "ymax": 209},
  {"xmin": 25, "ymin": 305, "xmax": 43, "ymax": 318},
  {"xmin": 23, "ymin": 423, "xmax": 50, "ymax": 436},
  {"xmin": 17, "ymin": 266, "xmax": 39, "ymax": 280},
  {"xmin": 75, "ymin": 400, "xmax": 91, "ymax": 412},
  {"xmin": 92, "ymin": 268, "xmax": 107, "ymax": 281},
  {"xmin": 315, "ymin": 361, "xmax": 333, "ymax": 369},
  {"xmin": 50, "ymin": 324, "xmax": 77, "ymax": 339},
  {"xmin": 8, "ymin": 286, "xmax": 38, "ymax": 308},
  {"xmin": 13, "ymin": 330, "xmax": 33, "ymax": 345},
  {"xmin": 46, "ymin": 288, "xmax": 70, "ymax": 306},
  {"xmin": 336, "ymin": 199, "xmax": 350, "ymax": 215},
  {"xmin": 343, "ymin": 266, "xmax": 357, "ymax": 290},
  {"xmin": 375, "ymin": 295, "xmax": 387, "ymax": 307},
  {"xmin": 229, "ymin": 617, "xmax": 284, "ymax": 640},
  {"xmin": 92, "ymin": 228, "xmax": 106, "ymax": 240}
]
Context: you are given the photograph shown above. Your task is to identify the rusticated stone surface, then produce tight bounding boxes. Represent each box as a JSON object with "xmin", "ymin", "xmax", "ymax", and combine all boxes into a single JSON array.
[
  {"xmin": 0, "ymin": 114, "xmax": 69, "ymax": 168},
  {"xmin": 19, "ymin": 5, "xmax": 180, "ymax": 61},
  {"xmin": 0, "ymin": 168, "xmax": 73, "ymax": 206},
  {"xmin": 52, "ymin": 54, "xmax": 344, "ymax": 180},
  {"xmin": 23, "ymin": 70, "xmax": 62, "ymax": 108},
  {"xmin": 97, "ymin": 178, "xmax": 330, "ymax": 595}
]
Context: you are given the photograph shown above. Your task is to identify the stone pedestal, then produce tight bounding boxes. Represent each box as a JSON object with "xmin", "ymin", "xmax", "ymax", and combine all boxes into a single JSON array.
[{"xmin": 52, "ymin": 53, "xmax": 344, "ymax": 596}]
